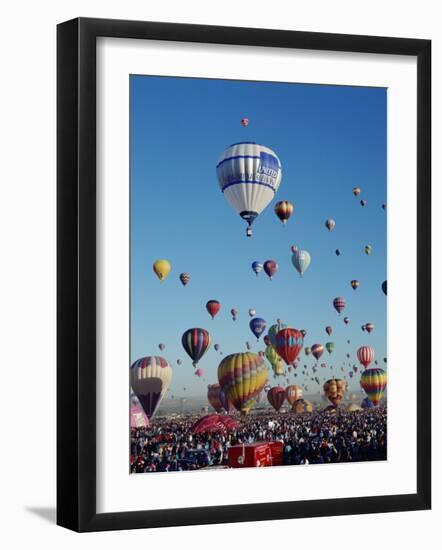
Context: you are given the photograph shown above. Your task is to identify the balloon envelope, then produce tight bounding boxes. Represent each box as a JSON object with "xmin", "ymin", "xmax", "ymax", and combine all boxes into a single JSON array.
[
  {"xmin": 275, "ymin": 328, "xmax": 304, "ymax": 365},
  {"xmin": 292, "ymin": 249, "xmax": 311, "ymax": 277},
  {"xmin": 267, "ymin": 386, "xmax": 286, "ymax": 411},
  {"xmin": 153, "ymin": 259, "xmax": 171, "ymax": 282},
  {"xmin": 360, "ymin": 368, "xmax": 387, "ymax": 405},
  {"xmin": 130, "ymin": 356, "xmax": 172, "ymax": 419},
  {"xmin": 182, "ymin": 328, "xmax": 211, "ymax": 366},
  {"xmin": 216, "ymin": 142, "xmax": 282, "ymax": 236}
]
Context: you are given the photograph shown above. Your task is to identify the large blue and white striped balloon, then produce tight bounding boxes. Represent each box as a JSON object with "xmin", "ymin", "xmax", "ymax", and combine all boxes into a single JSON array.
[{"xmin": 216, "ymin": 142, "xmax": 282, "ymax": 236}]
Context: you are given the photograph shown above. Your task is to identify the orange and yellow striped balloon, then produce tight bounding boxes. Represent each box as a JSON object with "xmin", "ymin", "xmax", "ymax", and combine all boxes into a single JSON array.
[
  {"xmin": 274, "ymin": 200, "xmax": 294, "ymax": 225},
  {"xmin": 217, "ymin": 352, "xmax": 268, "ymax": 415}
]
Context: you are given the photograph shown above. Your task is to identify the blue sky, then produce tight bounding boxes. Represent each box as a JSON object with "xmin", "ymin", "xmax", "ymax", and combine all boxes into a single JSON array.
[{"xmin": 130, "ymin": 75, "xmax": 387, "ymax": 398}]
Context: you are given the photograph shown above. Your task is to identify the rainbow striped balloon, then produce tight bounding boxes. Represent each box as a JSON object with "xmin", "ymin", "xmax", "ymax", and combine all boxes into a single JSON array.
[
  {"xmin": 360, "ymin": 367, "xmax": 387, "ymax": 405},
  {"xmin": 217, "ymin": 352, "xmax": 268, "ymax": 415}
]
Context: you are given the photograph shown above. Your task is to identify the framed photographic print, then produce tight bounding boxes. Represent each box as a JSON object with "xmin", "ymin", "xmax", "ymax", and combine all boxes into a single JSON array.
[{"xmin": 57, "ymin": 17, "xmax": 431, "ymax": 532}]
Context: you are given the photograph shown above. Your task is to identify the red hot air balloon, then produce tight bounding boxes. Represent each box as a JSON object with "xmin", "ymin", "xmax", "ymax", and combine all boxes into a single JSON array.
[
  {"xmin": 365, "ymin": 323, "xmax": 375, "ymax": 333},
  {"xmin": 333, "ymin": 297, "xmax": 346, "ymax": 315},
  {"xmin": 206, "ymin": 300, "xmax": 221, "ymax": 319},
  {"xmin": 357, "ymin": 346, "xmax": 375, "ymax": 369},
  {"xmin": 207, "ymin": 384, "xmax": 224, "ymax": 413},
  {"xmin": 311, "ymin": 344, "xmax": 324, "ymax": 361},
  {"xmin": 275, "ymin": 328, "xmax": 304, "ymax": 365},
  {"xmin": 267, "ymin": 386, "xmax": 286, "ymax": 411},
  {"xmin": 240, "ymin": 118, "xmax": 249, "ymax": 127},
  {"xmin": 263, "ymin": 260, "xmax": 278, "ymax": 280},
  {"xmin": 325, "ymin": 326, "xmax": 333, "ymax": 336}
]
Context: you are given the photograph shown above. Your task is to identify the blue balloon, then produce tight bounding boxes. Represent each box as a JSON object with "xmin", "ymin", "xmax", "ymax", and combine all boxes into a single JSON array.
[
  {"xmin": 361, "ymin": 397, "xmax": 374, "ymax": 409},
  {"xmin": 249, "ymin": 317, "xmax": 267, "ymax": 340},
  {"xmin": 251, "ymin": 261, "xmax": 263, "ymax": 275}
]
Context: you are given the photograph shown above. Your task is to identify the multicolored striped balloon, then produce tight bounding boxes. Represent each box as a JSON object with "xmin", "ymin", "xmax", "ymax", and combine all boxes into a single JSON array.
[
  {"xmin": 217, "ymin": 352, "xmax": 268, "ymax": 415},
  {"xmin": 182, "ymin": 328, "xmax": 211, "ymax": 367},
  {"xmin": 274, "ymin": 200, "xmax": 294, "ymax": 225},
  {"xmin": 333, "ymin": 296, "xmax": 346, "ymax": 314},
  {"xmin": 360, "ymin": 368, "xmax": 387, "ymax": 405}
]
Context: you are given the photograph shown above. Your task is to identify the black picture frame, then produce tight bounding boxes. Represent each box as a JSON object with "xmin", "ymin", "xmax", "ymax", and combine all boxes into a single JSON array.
[{"xmin": 57, "ymin": 17, "xmax": 431, "ymax": 532}]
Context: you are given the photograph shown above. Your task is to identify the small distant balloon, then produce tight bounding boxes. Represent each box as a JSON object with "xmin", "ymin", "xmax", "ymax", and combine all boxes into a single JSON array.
[
  {"xmin": 251, "ymin": 261, "xmax": 263, "ymax": 276},
  {"xmin": 274, "ymin": 200, "xmax": 294, "ymax": 225},
  {"xmin": 360, "ymin": 199, "xmax": 367, "ymax": 207},
  {"xmin": 263, "ymin": 260, "xmax": 278, "ymax": 280},
  {"xmin": 343, "ymin": 316, "xmax": 350, "ymax": 325},
  {"xmin": 290, "ymin": 245, "xmax": 298, "ymax": 253},
  {"xmin": 230, "ymin": 308, "xmax": 238, "ymax": 321},
  {"xmin": 291, "ymin": 249, "xmax": 311, "ymax": 277},
  {"xmin": 350, "ymin": 280, "xmax": 360, "ymax": 290},
  {"xmin": 353, "ymin": 187, "xmax": 361, "ymax": 196},
  {"xmin": 158, "ymin": 343, "xmax": 165, "ymax": 351},
  {"xmin": 335, "ymin": 249, "xmax": 342, "ymax": 256},
  {"xmin": 179, "ymin": 272, "xmax": 190, "ymax": 286},
  {"xmin": 249, "ymin": 317, "xmax": 267, "ymax": 340},
  {"xmin": 365, "ymin": 323, "xmax": 375, "ymax": 334},
  {"xmin": 153, "ymin": 259, "xmax": 171, "ymax": 282},
  {"xmin": 333, "ymin": 297, "xmax": 346, "ymax": 315},
  {"xmin": 326, "ymin": 326, "xmax": 333, "ymax": 336},
  {"xmin": 248, "ymin": 308, "xmax": 256, "ymax": 317},
  {"xmin": 325, "ymin": 219, "xmax": 336, "ymax": 231},
  {"xmin": 240, "ymin": 118, "xmax": 249, "ymax": 127},
  {"xmin": 382, "ymin": 280, "xmax": 387, "ymax": 295},
  {"xmin": 364, "ymin": 245, "xmax": 372, "ymax": 255},
  {"xmin": 206, "ymin": 300, "xmax": 221, "ymax": 319}
]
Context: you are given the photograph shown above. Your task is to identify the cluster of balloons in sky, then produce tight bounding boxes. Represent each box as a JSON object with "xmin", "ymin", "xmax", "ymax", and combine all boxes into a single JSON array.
[{"xmin": 131, "ymin": 118, "xmax": 388, "ymax": 420}]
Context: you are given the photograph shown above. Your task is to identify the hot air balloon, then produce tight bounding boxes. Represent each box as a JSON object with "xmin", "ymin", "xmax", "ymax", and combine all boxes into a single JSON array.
[
  {"xmin": 248, "ymin": 308, "xmax": 256, "ymax": 317},
  {"xmin": 249, "ymin": 317, "xmax": 266, "ymax": 340},
  {"xmin": 265, "ymin": 345, "xmax": 284, "ymax": 376},
  {"xmin": 176, "ymin": 359, "xmax": 182, "ymax": 365},
  {"xmin": 158, "ymin": 343, "xmax": 165, "ymax": 351},
  {"xmin": 214, "ymin": 344, "xmax": 220, "ymax": 352},
  {"xmin": 219, "ymin": 387, "xmax": 234, "ymax": 413},
  {"xmin": 350, "ymin": 280, "xmax": 360, "ymax": 290},
  {"xmin": 323, "ymin": 378, "xmax": 347, "ymax": 406},
  {"xmin": 333, "ymin": 297, "xmax": 346, "ymax": 315},
  {"xmin": 268, "ymin": 321, "xmax": 287, "ymax": 348},
  {"xmin": 275, "ymin": 328, "xmax": 304, "ymax": 365},
  {"xmin": 360, "ymin": 199, "xmax": 366, "ymax": 206},
  {"xmin": 290, "ymin": 245, "xmax": 298, "ymax": 253},
  {"xmin": 353, "ymin": 187, "xmax": 361, "ymax": 196},
  {"xmin": 357, "ymin": 345, "xmax": 375, "ymax": 369},
  {"xmin": 311, "ymin": 344, "xmax": 324, "ymax": 361},
  {"xmin": 251, "ymin": 261, "xmax": 263, "ymax": 276},
  {"xmin": 275, "ymin": 200, "xmax": 293, "ymax": 225},
  {"xmin": 285, "ymin": 384, "xmax": 303, "ymax": 406},
  {"xmin": 335, "ymin": 249, "xmax": 342, "ymax": 256},
  {"xmin": 267, "ymin": 386, "xmax": 286, "ymax": 411},
  {"xmin": 326, "ymin": 342, "xmax": 335, "ymax": 354},
  {"xmin": 207, "ymin": 384, "xmax": 224, "ymax": 413},
  {"xmin": 153, "ymin": 259, "xmax": 171, "ymax": 282},
  {"xmin": 240, "ymin": 118, "xmax": 249, "ymax": 127},
  {"xmin": 130, "ymin": 356, "xmax": 172, "ymax": 419},
  {"xmin": 245, "ymin": 341, "xmax": 252, "ymax": 351},
  {"xmin": 206, "ymin": 300, "xmax": 221, "ymax": 319},
  {"xmin": 179, "ymin": 272, "xmax": 190, "ymax": 286},
  {"xmin": 230, "ymin": 308, "xmax": 238, "ymax": 321},
  {"xmin": 325, "ymin": 326, "xmax": 333, "ymax": 336},
  {"xmin": 343, "ymin": 316, "xmax": 350, "ymax": 325},
  {"xmin": 365, "ymin": 323, "xmax": 375, "ymax": 334},
  {"xmin": 305, "ymin": 346, "xmax": 312, "ymax": 356},
  {"xmin": 182, "ymin": 328, "xmax": 211, "ymax": 367},
  {"xmin": 191, "ymin": 414, "xmax": 239, "ymax": 434},
  {"xmin": 195, "ymin": 368, "xmax": 204, "ymax": 377},
  {"xmin": 293, "ymin": 399, "xmax": 313, "ymax": 413},
  {"xmin": 263, "ymin": 260, "xmax": 278, "ymax": 280},
  {"xmin": 218, "ymin": 352, "xmax": 268, "ymax": 415},
  {"xmin": 360, "ymin": 368, "xmax": 387, "ymax": 405},
  {"xmin": 216, "ymin": 142, "xmax": 282, "ymax": 237},
  {"xmin": 361, "ymin": 396, "xmax": 375, "ymax": 409},
  {"xmin": 325, "ymin": 219, "xmax": 336, "ymax": 231},
  {"xmin": 361, "ymin": 324, "xmax": 366, "ymax": 332},
  {"xmin": 382, "ymin": 280, "xmax": 387, "ymax": 295},
  {"xmin": 291, "ymin": 249, "xmax": 311, "ymax": 277},
  {"xmin": 364, "ymin": 245, "xmax": 372, "ymax": 255},
  {"xmin": 382, "ymin": 203, "xmax": 387, "ymax": 210}
]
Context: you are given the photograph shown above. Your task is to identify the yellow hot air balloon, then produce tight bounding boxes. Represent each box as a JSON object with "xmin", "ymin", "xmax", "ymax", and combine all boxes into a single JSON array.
[
  {"xmin": 292, "ymin": 398, "xmax": 313, "ymax": 413},
  {"xmin": 265, "ymin": 345, "xmax": 285, "ymax": 376},
  {"xmin": 217, "ymin": 352, "xmax": 268, "ymax": 415},
  {"xmin": 285, "ymin": 385, "xmax": 303, "ymax": 406},
  {"xmin": 153, "ymin": 259, "xmax": 171, "ymax": 282}
]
